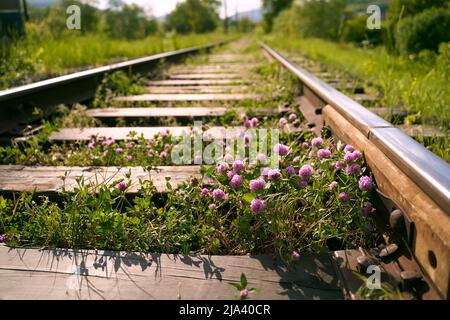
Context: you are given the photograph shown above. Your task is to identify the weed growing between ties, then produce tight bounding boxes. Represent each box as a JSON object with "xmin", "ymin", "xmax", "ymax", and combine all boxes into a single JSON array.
[
  {"xmin": 0, "ymin": 128, "xmax": 176, "ymax": 167},
  {"xmin": 0, "ymin": 121, "xmax": 381, "ymax": 257},
  {"xmin": 0, "ymin": 51, "xmax": 303, "ymax": 167},
  {"xmin": 355, "ymin": 272, "xmax": 406, "ymax": 300},
  {"xmin": 92, "ymin": 71, "xmax": 147, "ymax": 108}
]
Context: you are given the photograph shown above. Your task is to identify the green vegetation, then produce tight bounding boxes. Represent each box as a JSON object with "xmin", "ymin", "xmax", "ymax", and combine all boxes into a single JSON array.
[
  {"xmin": 93, "ymin": 71, "xmax": 146, "ymax": 108},
  {"xmin": 0, "ymin": 123, "xmax": 380, "ymax": 255},
  {"xmin": 273, "ymin": 0, "xmax": 347, "ymax": 40},
  {"xmin": 264, "ymin": 36, "xmax": 449, "ymax": 160},
  {"xmin": 346, "ymin": 0, "xmax": 388, "ymax": 12},
  {"xmin": 232, "ymin": 17, "xmax": 257, "ymax": 33},
  {"xmin": 0, "ymin": 0, "xmax": 446, "ymax": 272},
  {"xmin": 395, "ymin": 8, "xmax": 450, "ymax": 55},
  {"xmin": 341, "ymin": 14, "xmax": 383, "ymax": 45},
  {"xmin": 270, "ymin": 0, "xmax": 450, "ymax": 55},
  {"xmin": 164, "ymin": 0, "xmax": 221, "ymax": 34},
  {"xmin": 0, "ymin": 46, "xmax": 381, "ymax": 256},
  {"xmin": 0, "ymin": 54, "xmax": 300, "ymax": 167},
  {"xmin": 387, "ymin": 0, "xmax": 449, "ymax": 18},
  {"xmin": 229, "ymin": 273, "xmax": 257, "ymax": 300},
  {"xmin": 0, "ymin": 0, "xmax": 233, "ymax": 89},
  {"xmin": 0, "ymin": 31, "xmax": 231, "ymax": 89},
  {"xmin": 262, "ymin": 0, "xmax": 293, "ymax": 33},
  {"xmin": 264, "ymin": 0, "xmax": 449, "ymax": 161},
  {"xmin": 0, "ymin": 128, "xmax": 177, "ymax": 167},
  {"xmin": 30, "ymin": 0, "xmax": 157, "ymax": 39},
  {"xmin": 264, "ymin": 36, "xmax": 449, "ymax": 124},
  {"xmin": 385, "ymin": 0, "xmax": 450, "ymax": 53},
  {"xmin": 355, "ymin": 272, "xmax": 405, "ymax": 300}
]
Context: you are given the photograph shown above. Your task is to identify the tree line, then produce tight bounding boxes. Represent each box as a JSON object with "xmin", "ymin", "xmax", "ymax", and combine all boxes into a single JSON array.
[
  {"xmin": 263, "ymin": 0, "xmax": 450, "ymax": 55},
  {"xmin": 26, "ymin": 0, "xmax": 255, "ymax": 39},
  {"xmin": 26, "ymin": 0, "xmax": 449, "ymax": 55}
]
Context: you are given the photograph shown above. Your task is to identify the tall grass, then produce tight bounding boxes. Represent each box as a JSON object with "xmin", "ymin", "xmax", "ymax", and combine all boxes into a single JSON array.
[{"xmin": 1, "ymin": 26, "xmax": 234, "ymax": 89}]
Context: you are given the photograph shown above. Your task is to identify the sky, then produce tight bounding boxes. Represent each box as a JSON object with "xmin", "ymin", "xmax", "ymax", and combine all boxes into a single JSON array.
[{"xmin": 97, "ymin": 0, "xmax": 262, "ymax": 18}]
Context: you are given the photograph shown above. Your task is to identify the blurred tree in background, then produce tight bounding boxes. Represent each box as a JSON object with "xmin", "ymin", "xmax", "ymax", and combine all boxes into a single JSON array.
[
  {"xmin": 164, "ymin": 0, "xmax": 220, "ymax": 34},
  {"xmin": 44, "ymin": 0, "xmax": 99, "ymax": 36},
  {"xmin": 272, "ymin": 0, "xmax": 347, "ymax": 40},
  {"xmin": 237, "ymin": 17, "xmax": 256, "ymax": 33},
  {"xmin": 395, "ymin": 7, "xmax": 450, "ymax": 55},
  {"xmin": 25, "ymin": 0, "xmax": 158, "ymax": 39},
  {"xmin": 262, "ymin": 0, "xmax": 293, "ymax": 33},
  {"xmin": 270, "ymin": 0, "xmax": 450, "ymax": 55},
  {"xmin": 388, "ymin": 0, "xmax": 449, "ymax": 21},
  {"xmin": 227, "ymin": 16, "xmax": 256, "ymax": 33},
  {"xmin": 341, "ymin": 13, "xmax": 383, "ymax": 46},
  {"xmin": 102, "ymin": 1, "xmax": 157, "ymax": 39},
  {"xmin": 387, "ymin": 0, "xmax": 450, "ymax": 54}
]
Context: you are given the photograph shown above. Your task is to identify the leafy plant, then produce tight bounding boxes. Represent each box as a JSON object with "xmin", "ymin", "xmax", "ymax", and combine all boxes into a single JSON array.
[
  {"xmin": 56, "ymin": 104, "xmax": 102, "ymax": 128},
  {"xmin": 395, "ymin": 7, "xmax": 450, "ymax": 55},
  {"xmin": 355, "ymin": 272, "xmax": 405, "ymax": 300},
  {"xmin": 0, "ymin": 130, "xmax": 177, "ymax": 167},
  {"xmin": 0, "ymin": 116, "xmax": 380, "ymax": 255},
  {"xmin": 229, "ymin": 273, "xmax": 257, "ymax": 300},
  {"xmin": 93, "ymin": 71, "xmax": 145, "ymax": 108}
]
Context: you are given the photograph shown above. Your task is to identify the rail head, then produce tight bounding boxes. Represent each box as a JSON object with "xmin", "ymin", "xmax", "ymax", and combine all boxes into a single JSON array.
[
  {"xmin": 260, "ymin": 41, "xmax": 450, "ymax": 213},
  {"xmin": 260, "ymin": 42, "xmax": 393, "ymax": 136}
]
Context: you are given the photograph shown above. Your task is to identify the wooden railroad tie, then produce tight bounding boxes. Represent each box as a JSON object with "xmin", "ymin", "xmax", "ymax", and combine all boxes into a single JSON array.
[
  {"xmin": 169, "ymin": 65, "xmax": 259, "ymax": 74},
  {"xmin": 47, "ymin": 126, "xmax": 247, "ymax": 142},
  {"xmin": 0, "ymin": 165, "xmax": 204, "ymax": 194},
  {"xmin": 146, "ymin": 85, "xmax": 250, "ymax": 94},
  {"xmin": 115, "ymin": 93, "xmax": 262, "ymax": 103},
  {"xmin": 146, "ymin": 79, "xmax": 251, "ymax": 86},
  {"xmin": 86, "ymin": 107, "xmax": 287, "ymax": 119},
  {"xmin": 168, "ymin": 73, "xmax": 245, "ymax": 80},
  {"xmin": 0, "ymin": 246, "xmax": 343, "ymax": 300}
]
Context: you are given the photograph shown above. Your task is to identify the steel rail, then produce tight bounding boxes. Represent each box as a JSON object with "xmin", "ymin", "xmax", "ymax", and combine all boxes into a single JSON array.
[{"xmin": 260, "ymin": 42, "xmax": 450, "ymax": 213}]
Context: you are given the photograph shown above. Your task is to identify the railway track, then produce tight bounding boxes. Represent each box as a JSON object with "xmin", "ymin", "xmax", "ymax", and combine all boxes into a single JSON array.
[{"xmin": 0, "ymin": 38, "xmax": 448, "ymax": 300}]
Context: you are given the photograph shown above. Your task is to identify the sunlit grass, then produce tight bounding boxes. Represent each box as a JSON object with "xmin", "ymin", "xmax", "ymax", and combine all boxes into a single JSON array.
[
  {"xmin": 1, "ymin": 29, "xmax": 235, "ymax": 89},
  {"xmin": 37, "ymin": 34, "xmax": 232, "ymax": 72}
]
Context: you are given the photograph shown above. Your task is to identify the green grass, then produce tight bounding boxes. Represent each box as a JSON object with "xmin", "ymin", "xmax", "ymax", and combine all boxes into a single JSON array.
[
  {"xmin": 0, "ymin": 27, "xmax": 234, "ymax": 89},
  {"xmin": 263, "ymin": 36, "xmax": 450, "ymax": 126},
  {"xmin": 0, "ymin": 128, "xmax": 381, "ymax": 256},
  {"xmin": 263, "ymin": 36, "xmax": 449, "ymax": 161}
]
